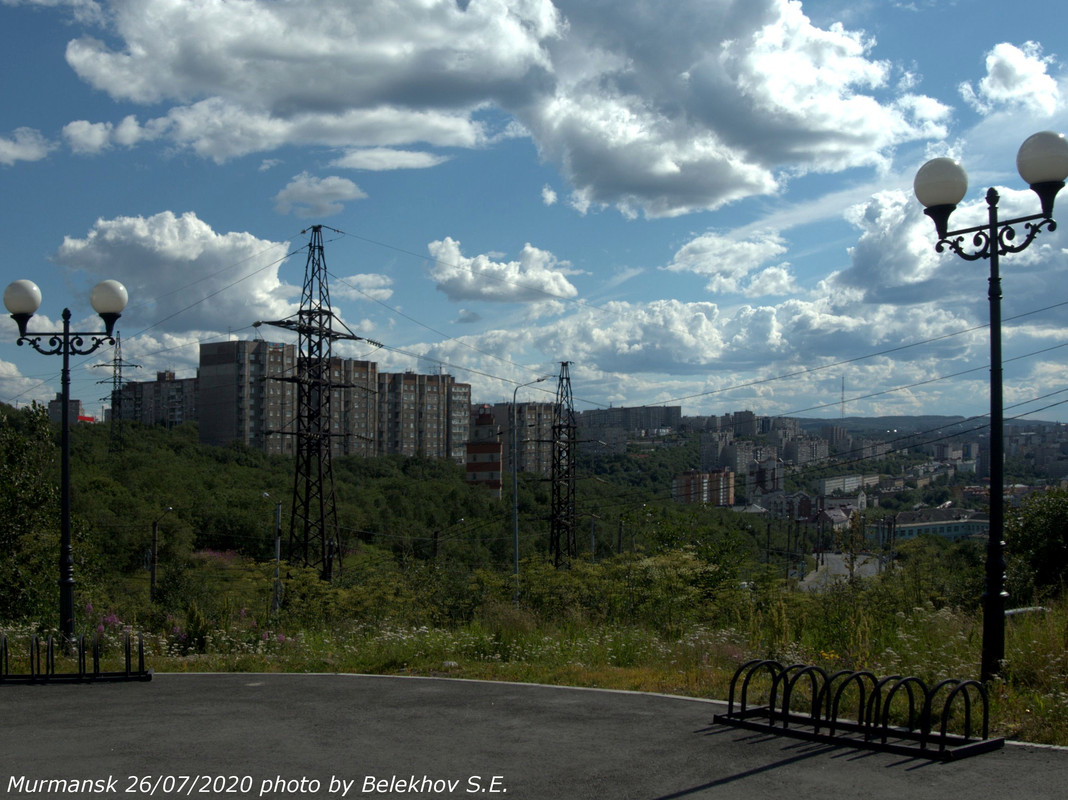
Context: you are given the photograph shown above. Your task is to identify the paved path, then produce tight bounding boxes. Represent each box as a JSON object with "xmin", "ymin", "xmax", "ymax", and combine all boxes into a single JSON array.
[
  {"xmin": 3, "ymin": 673, "xmax": 1067, "ymax": 799},
  {"xmin": 799, "ymin": 552, "xmax": 880, "ymax": 590}
]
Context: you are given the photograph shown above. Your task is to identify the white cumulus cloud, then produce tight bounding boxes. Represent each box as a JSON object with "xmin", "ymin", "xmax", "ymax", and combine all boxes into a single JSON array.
[
  {"xmin": 0, "ymin": 127, "xmax": 54, "ymax": 164},
  {"xmin": 62, "ymin": 120, "xmax": 112, "ymax": 153},
  {"xmin": 663, "ymin": 230, "xmax": 790, "ymax": 294},
  {"xmin": 273, "ymin": 172, "xmax": 367, "ymax": 218},
  {"xmin": 22, "ymin": 0, "xmax": 950, "ymax": 217},
  {"xmin": 52, "ymin": 211, "xmax": 296, "ymax": 338},
  {"xmin": 330, "ymin": 148, "xmax": 449, "ymax": 171},
  {"xmin": 428, "ymin": 237, "xmax": 579, "ymax": 305},
  {"xmin": 960, "ymin": 42, "xmax": 1061, "ymax": 116},
  {"xmin": 332, "ymin": 273, "xmax": 394, "ymax": 302}
]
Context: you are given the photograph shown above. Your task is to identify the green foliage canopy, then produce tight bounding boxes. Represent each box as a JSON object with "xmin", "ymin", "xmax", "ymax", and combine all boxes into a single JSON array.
[
  {"xmin": 1007, "ymin": 488, "xmax": 1068, "ymax": 601},
  {"xmin": 0, "ymin": 404, "xmax": 61, "ymax": 622}
]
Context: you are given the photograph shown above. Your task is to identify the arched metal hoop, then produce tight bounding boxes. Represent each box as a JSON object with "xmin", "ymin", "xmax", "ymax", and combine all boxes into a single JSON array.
[
  {"xmin": 0, "ymin": 632, "xmax": 152, "ymax": 684},
  {"xmin": 714, "ymin": 660, "xmax": 1003, "ymax": 761}
]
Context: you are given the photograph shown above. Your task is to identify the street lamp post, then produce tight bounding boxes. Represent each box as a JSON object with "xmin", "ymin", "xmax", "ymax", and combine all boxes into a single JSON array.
[
  {"xmin": 512, "ymin": 377, "xmax": 547, "ymax": 605},
  {"xmin": 150, "ymin": 506, "xmax": 174, "ymax": 603},
  {"xmin": 914, "ymin": 130, "xmax": 1068, "ymax": 682},
  {"xmin": 4, "ymin": 278, "xmax": 128, "ymax": 641}
]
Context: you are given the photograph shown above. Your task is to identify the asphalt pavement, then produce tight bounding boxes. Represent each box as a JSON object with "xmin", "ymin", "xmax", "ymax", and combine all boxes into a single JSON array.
[
  {"xmin": 3, "ymin": 673, "xmax": 1067, "ymax": 799},
  {"xmin": 799, "ymin": 552, "xmax": 880, "ymax": 591}
]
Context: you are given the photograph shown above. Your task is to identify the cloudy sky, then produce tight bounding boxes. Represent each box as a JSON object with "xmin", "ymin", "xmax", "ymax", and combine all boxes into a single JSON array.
[{"xmin": 3, "ymin": 0, "xmax": 1068, "ymax": 424}]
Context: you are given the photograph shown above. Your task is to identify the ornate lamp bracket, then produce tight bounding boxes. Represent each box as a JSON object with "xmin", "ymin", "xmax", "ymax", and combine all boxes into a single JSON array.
[
  {"xmin": 935, "ymin": 187, "xmax": 1054, "ymax": 262},
  {"xmin": 15, "ymin": 309, "xmax": 117, "ymax": 357}
]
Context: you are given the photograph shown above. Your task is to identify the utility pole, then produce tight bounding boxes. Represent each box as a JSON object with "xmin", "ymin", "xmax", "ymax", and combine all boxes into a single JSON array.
[
  {"xmin": 94, "ymin": 333, "xmax": 139, "ymax": 453},
  {"xmin": 549, "ymin": 362, "xmax": 576, "ymax": 568},
  {"xmin": 150, "ymin": 506, "xmax": 172, "ymax": 603},
  {"xmin": 272, "ymin": 500, "xmax": 283, "ymax": 613},
  {"xmin": 259, "ymin": 225, "xmax": 378, "ymax": 580}
]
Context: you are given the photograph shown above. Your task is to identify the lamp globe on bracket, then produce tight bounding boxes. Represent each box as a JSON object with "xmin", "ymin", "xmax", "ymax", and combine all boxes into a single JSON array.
[
  {"xmin": 914, "ymin": 157, "xmax": 968, "ymax": 240},
  {"xmin": 89, "ymin": 279, "xmax": 128, "ymax": 337},
  {"xmin": 3, "ymin": 279, "xmax": 43, "ymax": 337},
  {"xmin": 1016, "ymin": 131, "xmax": 1068, "ymax": 218}
]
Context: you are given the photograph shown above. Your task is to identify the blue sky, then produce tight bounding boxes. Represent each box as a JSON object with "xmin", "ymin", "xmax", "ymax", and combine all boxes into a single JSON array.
[{"xmin": 3, "ymin": 0, "xmax": 1068, "ymax": 424}]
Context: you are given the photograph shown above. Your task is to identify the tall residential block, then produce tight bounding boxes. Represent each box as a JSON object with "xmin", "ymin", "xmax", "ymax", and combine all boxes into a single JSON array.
[
  {"xmin": 117, "ymin": 370, "xmax": 198, "ymax": 428},
  {"xmin": 486, "ymin": 401, "xmax": 555, "ymax": 477},
  {"xmin": 199, "ymin": 340, "xmax": 298, "ymax": 455},
  {"xmin": 47, "ymin": 393, "xmax": 91, "ymax": 424},
  {"xmin": 579, "ymin": 405, "xmax": 682, "ymax": 434},
  {"xmin": 376, "ymin": 371, "xmax": 470, "ymax": 461},
  {"xmin": 465, "ymin": 405, "xmax": 503, "ymax": 497},
  {"xmin": 672, "ymin": 468, "xmax": 735, "ymax": 506},
  {"xmin": 198, "ymin": 341, "xmax": 468, "ymax": 461}
]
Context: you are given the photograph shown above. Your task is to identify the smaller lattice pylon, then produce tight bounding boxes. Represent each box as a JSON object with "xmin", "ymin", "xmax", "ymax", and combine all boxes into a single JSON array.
[
  {"xmin": 93, "ymin": 333, "xmax": 140, "ymax": 452},
  {"xmin": 549, "ymin": 361, "xmax": 577, "ymax": 568}
]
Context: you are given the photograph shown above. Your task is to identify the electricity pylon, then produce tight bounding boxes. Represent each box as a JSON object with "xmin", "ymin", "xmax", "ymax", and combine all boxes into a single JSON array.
[
  {"xmin": 260, "ymin": 225, "xmax": 373, "ymax": 580},
  {"xmin": 549, "ymin": 361, "xmax": 577, "ymax": 567},
  {"xmin": 94, "ymin": 333, "xmax": 139, "ymax": 452}
]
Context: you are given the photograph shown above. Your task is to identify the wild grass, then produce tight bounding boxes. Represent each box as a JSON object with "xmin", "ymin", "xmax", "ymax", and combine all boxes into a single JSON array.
[{"xmin": 3, "ymin": 550, "xmax": 1067, "ymax": 747}]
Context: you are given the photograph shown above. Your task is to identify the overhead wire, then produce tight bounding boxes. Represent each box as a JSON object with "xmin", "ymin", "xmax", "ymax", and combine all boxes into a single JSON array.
[
  {"xmin": 40, "ymin": 219, "xmax": 1068, "ymax": 574},
  {"xmin": 652, "ymin": 302, "xmax": 1068, "ymax": 409},
  {"xmin": 327, "ymin": 269, "xmax": 549, "ymax": 387},
  {"xmin": 1, "ymin": 237, "xmax": 303, "ymax": 406},
  {"xmin": 8, "ymin": 219, "xmax": 1068, "ymax": 436},
  {"xmin": 564, "ymin": 390, "xmax": 1068, "ymax": 527},
  {"xmin": 323, "ymin": 223, "xmax": 1068, "ymax": 411},
  {"xmin": 331, "ymin": 226, "xmax": 607, "ymax": 316}
]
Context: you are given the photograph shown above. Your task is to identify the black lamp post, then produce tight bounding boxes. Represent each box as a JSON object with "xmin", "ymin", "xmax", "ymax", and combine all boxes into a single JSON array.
[
  {"xmin": 150, "ymin": 506, "xmax": 173, "ymax": 603},
  {"xmin": 914, "ymin": 130, "xmax": 1068, "ymax": 682},
  {"xmin": 4, "ymin": 278, "xmax": 128, "ymax": 641},
  {"xmin": 512, "ymin": 376, "xmax": 547, "ymax": 605}
]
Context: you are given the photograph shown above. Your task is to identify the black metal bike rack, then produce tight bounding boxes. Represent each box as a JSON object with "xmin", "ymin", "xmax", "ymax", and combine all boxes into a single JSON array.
[
  {"xmin": 0, "ymin": 632, "xmax": 152, "ymax": 684},
  {"xmin": 713, "ymin": 659, "xmax": 1003, "ymax": 761}
]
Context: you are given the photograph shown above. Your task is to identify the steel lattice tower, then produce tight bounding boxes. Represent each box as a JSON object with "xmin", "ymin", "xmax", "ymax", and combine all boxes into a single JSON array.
[
  {"xmin": 261, "ymin": 225, "xmax": 367, "ymax": 580},
  {"xmin": 549, "ymin": 361, "xmax": 577, "ymax": 567},
  {"xmin": 95, "ymin": 333, "xmax": 139, "ymax": 453}
]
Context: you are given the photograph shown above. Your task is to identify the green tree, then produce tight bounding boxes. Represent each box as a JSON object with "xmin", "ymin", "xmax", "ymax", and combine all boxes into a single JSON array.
[
  {"xmin": 1006, "ymin": 488, "xmax": 1068, "ymax": 601},
  {"xmin": 0, "ymin": 404, "xmax": 60, "ymax": 623}
]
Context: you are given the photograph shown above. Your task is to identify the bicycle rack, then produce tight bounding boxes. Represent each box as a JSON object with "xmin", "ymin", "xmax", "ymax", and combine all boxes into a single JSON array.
[
  {"xmin": 0, "ymin": 632, "xmax": 152, "ymax": 684},
  {"xmin": 713, "ymin": 659, "xmax": 1003, "ymax": 761}
]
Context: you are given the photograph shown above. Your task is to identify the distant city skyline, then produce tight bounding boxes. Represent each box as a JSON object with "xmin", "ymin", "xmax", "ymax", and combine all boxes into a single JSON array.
[{"xmin": 2, "ymin": 1, "xmax": 1068, "ymax": 422}]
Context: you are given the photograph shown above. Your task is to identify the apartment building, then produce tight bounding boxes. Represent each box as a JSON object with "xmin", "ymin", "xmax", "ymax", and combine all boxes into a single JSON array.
[
  {"xmin": 717, "ymin": 440, "xmax": 779, "ymax": 475},
  {"xmin": 337, "ymin": 358, "xmax": 379, "ymax": 457},
  {"xmin": 376, "ymin": 371, "xmax": 470, "ymax": 461},
  {"xmin": 817, "ymin": 474, "xmax": 880, "ymax": 495},
  {"xmin": 783, "ymin": 436, "xmax": 829, "ymax": 466},
  {"xmin": 465, "ymin": 405, "xmax": 503, "ymax": 497},
  {"xmin": 199, "ymin": 340, "xmax": 297, "ymax": 455},
  {"xmin": 579, "ymin": 405, "xmax": 682, "ymax": 434},
  {"xmin": 197, "ymin": 341, "xmax": 468, "ymax": 462},
  {"xmin": 485, "ymin": 401, "xmax": 555, "ymax": 477},
  {"xmin": 892, "ymin": 508, "xmax": 989, "ymax": 542},
  {"xmin": 47, "ymin": 393, "xmax": 92, "ymax": 424},
  {"xmin": 745, "ymin": 457, "xmax": 785, "ymax": 497},
  {"xmin": 699, "ymin": 430, "xmax": 732, "ymax": 471},
  {"xmin": 116, "ymin": 370, "xmax": 198, "ymax": 429},
  {"xmin": 672, "ymin": 468, "xmax": 735, "ymax": 506}
]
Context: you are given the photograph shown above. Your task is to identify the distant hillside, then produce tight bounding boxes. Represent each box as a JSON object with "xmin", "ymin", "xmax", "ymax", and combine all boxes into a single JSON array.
[
  {"xmin": 796, "ymin": 414, "xmax": 1058, "ymax": 436},
  {"xmin": 797, "ymin": 415, "xmax": 971, "ymax": 436}
]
